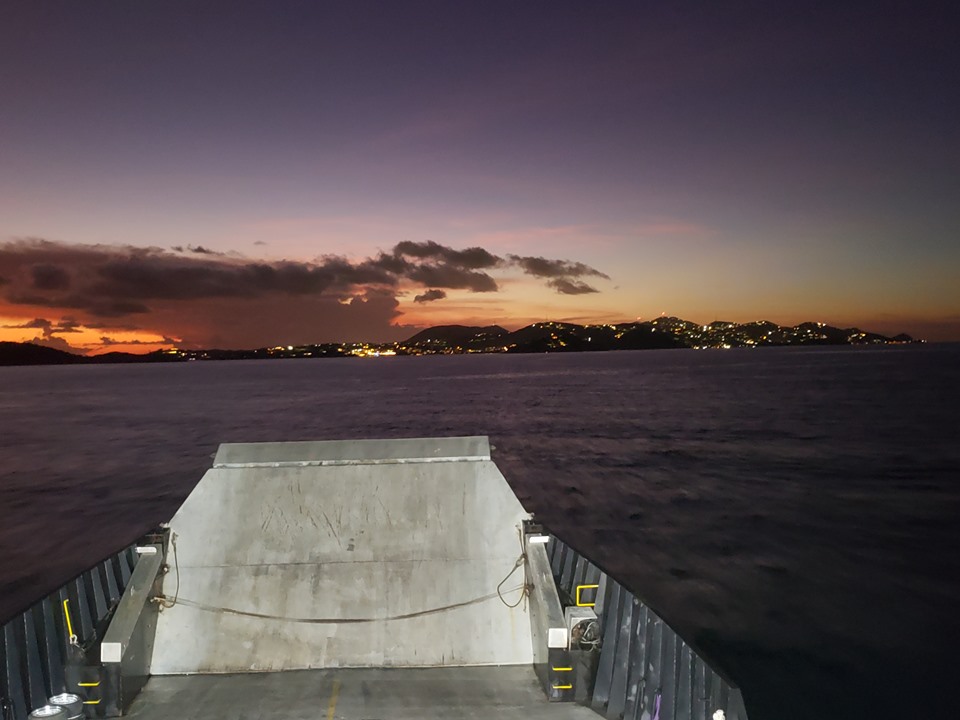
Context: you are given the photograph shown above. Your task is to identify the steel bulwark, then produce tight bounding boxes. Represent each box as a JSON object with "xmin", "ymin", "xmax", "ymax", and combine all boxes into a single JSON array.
[
  {"xmin": 0, "ymin": 545, "xmax": 141, "ymax": 720},
  {"xmin": 547, "ymin": 536, "xmax": 749, "ymax": 720}
]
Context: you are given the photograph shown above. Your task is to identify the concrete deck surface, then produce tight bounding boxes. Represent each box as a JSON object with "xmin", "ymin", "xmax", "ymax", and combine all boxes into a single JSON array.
[{"xmin": 126, "ymin": 666, "xmax": 600, "ymax": 720}]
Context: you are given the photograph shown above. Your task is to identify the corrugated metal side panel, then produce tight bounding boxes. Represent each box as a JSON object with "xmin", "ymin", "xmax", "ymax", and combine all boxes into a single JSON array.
[
  {"xmin": 553, "ymin": 538, "xmax": 749, "ymax": 720},
  {"xmin": 0, "ymin": 546, "xmax": 136, "ymax": 720}
]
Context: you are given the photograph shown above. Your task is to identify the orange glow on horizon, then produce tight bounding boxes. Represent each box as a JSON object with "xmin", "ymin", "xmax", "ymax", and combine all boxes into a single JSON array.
[{"xmin": 0, "ymin": 314, "xmax": 175, "ymax": 356}]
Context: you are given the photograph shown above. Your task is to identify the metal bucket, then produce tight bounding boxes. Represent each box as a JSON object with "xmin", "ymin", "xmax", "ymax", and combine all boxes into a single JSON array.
[
  {"xmin": 27, "ymin": 706, "xmax": 67, "ymax": 720},
  {"xmin": 48, "ymin": 693, "xmax": 83, "ymax": 720}
]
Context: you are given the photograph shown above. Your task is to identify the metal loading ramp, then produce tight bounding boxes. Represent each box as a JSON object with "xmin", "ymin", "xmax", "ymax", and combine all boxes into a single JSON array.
[{"xmin": 150, "ymin": 437, "xmax": 534, "ymax": 674}]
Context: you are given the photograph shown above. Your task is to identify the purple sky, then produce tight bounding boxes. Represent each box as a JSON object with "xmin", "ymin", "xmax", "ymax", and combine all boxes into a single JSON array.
[{"xmin": 1, "ymin": 1, "xmax": 957, "ymax": 350}]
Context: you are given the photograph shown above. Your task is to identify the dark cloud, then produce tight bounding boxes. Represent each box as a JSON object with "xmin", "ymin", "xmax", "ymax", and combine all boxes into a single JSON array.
[
  {"xmin": 156, "ymin": 290, "xmax": 415, "ymax": 348},
  {"xmin": 367, "ymin": 251, "xmax": 411, "ymax": 275},
  {"xmin": 389, "ymin": 242, "xmax": 609, "ymax": 291},
  {"xmin": 171, "ymin": 245, "xmax": 221, "ymax": 255},
  {"xmin": 508, "ymin": 255, "xmax": 610, "ymax": 280},
  {"xmin": 98, "ymin": 335, "xmax": 178, "ymax": 346},
  {"xmin": 89, "ymin": 254, "xmax": 401, "ymax": 305},
  {"xmin": 7, "ymin": 291, "xmax": 150, "ymax": 317},
  {"xmin": 54, "ymin": 318, "xmax": 83, "ymax": 333},
  {"xmin": 413, "ymin": 289, "xmax": 447, "ymax": 303},
  {"xmin": 394, "ymin": 240, "xmax": 500, "ymax": 270},
  {"xmin": 1, "ymin": 239, "xmax": 606, "ymax": 311},
  {"xmin": 2, "ymin": 316, "xmax": 83, "ymax": 336},
  {"xmin": 91, "ymin": 300, "xmax": 152, "ymax": 316},
  {"xmin": 82, "ymin": 321, "xmax": 144, "ymax": 331},
  {"xmin": 407, "ymin": 264, "xmax": 498, "ymax": 292},
  {"xmin": 2, "ymin": 317, "xmax": 53, "ymax": 331},
  {"xmin": 0, "ymin": 238, "xmax": 608, "ymax": 345},
  {"xmin": 31, "ymin": 263, "xmax": 71, "ymax": 290},
  {"xmin": 4, "ymin": 315, "xmax": 87, "ymax": 353},
  {"xmin": 546, "ymin": 278, "xmax": 600, "ymax": 295},
  {"xmin": 253, "ymin": 241, "xmax": 268, "ymax": 246}
]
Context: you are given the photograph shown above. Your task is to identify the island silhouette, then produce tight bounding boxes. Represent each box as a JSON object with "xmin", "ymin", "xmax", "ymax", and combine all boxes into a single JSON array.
[{"xmin": 0, "ymin": 317, "xmax": 919, "ymax": 366}]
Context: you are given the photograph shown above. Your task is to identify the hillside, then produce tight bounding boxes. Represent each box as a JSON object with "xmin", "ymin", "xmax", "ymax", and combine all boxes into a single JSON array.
[
  {"xmin": 0, "ymin": 341, "xmax": 85, "ymax": 366},
  {"xmin": 404, "ymin": 325, "xmax": 507, "ymax": 346}
]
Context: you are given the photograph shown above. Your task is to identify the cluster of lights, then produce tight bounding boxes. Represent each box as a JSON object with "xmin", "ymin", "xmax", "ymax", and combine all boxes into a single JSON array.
[{"xmin": 153, "ymin": 317, "xmax": 909, "ymax": 362}]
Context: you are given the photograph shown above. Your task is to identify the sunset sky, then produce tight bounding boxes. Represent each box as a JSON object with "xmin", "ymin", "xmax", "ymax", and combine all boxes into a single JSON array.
[{"xmin": 1, "ymin": 1, "xmax": 957, "ymax": 353}]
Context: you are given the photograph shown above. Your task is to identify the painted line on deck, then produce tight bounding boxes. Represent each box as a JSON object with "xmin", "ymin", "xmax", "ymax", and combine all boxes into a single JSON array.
[{"xmin": 327, "ymin": 678, "xmax": 341, "ymax": 720}]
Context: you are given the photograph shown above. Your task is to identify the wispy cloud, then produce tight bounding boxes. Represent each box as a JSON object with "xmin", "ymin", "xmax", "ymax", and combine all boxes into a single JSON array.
[
  {"xmin": 545, "ymin": 278, "xmax": 601, "ymax": 295},
  {"xmin": 2, "ymin": 316, "xmax": 83, "ymax": 336},
  {"xmin": 171, "ymin": 245, "xmax": 224, "ymax": 255},
  {"xmin": 508, "ymin": 255, "xmax": 609, "ymax": 280},
  {"xmin": 98, "ymin": 334, "xmax": 178, "ymax": 347}
]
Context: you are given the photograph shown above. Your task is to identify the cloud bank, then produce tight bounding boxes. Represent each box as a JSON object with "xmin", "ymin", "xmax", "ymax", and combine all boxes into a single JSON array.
[{"xmin": 0, "ymin": 239, "xmax": 609, "ymax": 348}]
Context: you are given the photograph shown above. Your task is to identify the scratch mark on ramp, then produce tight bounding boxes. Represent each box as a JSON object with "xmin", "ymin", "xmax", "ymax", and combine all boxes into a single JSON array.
[
  {"xmin": 321, "ymin": 511, "xmax": 343, "ymax": 548},
  {"xmin": 376, "ymin": 496, "xmax": 392, "ymax": 526}
]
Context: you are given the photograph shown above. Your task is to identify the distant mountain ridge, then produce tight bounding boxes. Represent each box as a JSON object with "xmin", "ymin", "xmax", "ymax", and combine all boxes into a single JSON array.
[
  {"xmin": 0, "ymin": 341, "xmax": 85, "ymax": 366},
  {"xmin": 404, "ymin": 325, "xmax": 507, "ymax": 346},
  {"xmin": 0, "ymin": 342, "xmax": 177, "ymax": 367},
  {"xmin": 0, "ymin": 318, "xmax": 918, "ymax": 366}
]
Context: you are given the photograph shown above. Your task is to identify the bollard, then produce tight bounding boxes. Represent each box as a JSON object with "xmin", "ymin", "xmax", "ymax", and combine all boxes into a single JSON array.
[
  {"xmin": 27, "ymin": 706, "xmax": 67, "ymax": 719},
  {"xmin": 48, "ymin": 693, "xmax": 84, "ymax": 720}
]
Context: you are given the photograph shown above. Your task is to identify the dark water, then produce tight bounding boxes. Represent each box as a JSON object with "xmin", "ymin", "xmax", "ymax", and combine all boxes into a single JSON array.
[{"xmin": 2, "ymin": 346, "xmax": 958, "ymax": 719}]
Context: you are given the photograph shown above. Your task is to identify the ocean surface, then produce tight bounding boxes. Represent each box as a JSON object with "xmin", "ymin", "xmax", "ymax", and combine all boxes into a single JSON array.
[{"xmin": 1, "ymin": 345, "xmax": 958, "ymax": 719}]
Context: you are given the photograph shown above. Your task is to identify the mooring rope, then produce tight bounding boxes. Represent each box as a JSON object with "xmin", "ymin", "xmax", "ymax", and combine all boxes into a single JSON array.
[
  {"xmin": 496, "ymin": 528, "xmax": 531, "ymax": 608},
  {"xmin": 156, "ymin": 532, "xmax": 180, "ymax": 609}
]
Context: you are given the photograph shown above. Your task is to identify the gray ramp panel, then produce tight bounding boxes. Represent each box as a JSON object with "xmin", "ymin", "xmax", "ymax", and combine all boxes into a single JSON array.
[
  {"xmin": 214, "ymin": 436, "xmax": 490, "ymax": 467},
  {"xmin": 152, "ymin": 444, "xmax": 532, "ymax": 674}
]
